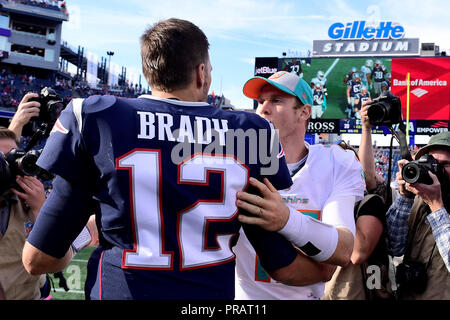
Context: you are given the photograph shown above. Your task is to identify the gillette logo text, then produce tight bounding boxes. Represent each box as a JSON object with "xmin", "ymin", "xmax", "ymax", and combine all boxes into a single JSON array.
[{"xmin": 328, "ymin": 21, "xmax": 405, "ymax": 40}]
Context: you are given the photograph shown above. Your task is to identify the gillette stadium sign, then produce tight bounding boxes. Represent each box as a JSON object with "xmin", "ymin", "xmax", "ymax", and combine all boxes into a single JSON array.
[{"xmin": 312, "ymin": 21, "xmax": 420, "ymax": 57}]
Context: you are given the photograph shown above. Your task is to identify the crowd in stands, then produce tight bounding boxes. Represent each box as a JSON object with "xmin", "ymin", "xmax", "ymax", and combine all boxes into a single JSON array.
[
  {"xmin": 319, "ymin": 136, "xmax": 405, "ymax": 182},
  {"xmin": 0, "ymin": 70, "xmax": 229, "ymax": 114},
  {"xmin": 207, "ymin": 92, "xmax": 224, "ymax": 108},
  {"xmin": 0, "ymin": 70, "xmax": 152, "ymax": 112},
  {"xmin": 373, "ymin": 146, "xmax": 402, "ymax": 181}
]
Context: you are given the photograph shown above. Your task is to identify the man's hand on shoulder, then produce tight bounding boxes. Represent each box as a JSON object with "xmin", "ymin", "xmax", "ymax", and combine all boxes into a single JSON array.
[{"xmin": 236, "ymin": 177, "xmax": 290, "ymax": 231}]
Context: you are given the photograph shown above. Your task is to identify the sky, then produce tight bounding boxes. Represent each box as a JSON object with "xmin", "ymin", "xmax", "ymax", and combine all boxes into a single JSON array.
[{"xmin": 61, "ymin": 0, "xmax": 450, "ymax": 110}]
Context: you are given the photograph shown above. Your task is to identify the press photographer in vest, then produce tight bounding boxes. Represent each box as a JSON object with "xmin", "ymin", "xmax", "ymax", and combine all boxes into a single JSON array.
[
  {"xmin": 0, "ymin": 92, "xmax": 47, "ymax": 299},
  {"xmin": 0, "ymin": 92, "xmax": 97, "ymax": 299},
  {"xmin": 386, "ymin": 131, "xmax": 450, "ymax": 299}
]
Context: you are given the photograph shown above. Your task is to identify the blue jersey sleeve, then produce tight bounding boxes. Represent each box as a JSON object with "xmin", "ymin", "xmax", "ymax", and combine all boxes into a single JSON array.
[
  {"xmin": 31, "ymin": 98, "xmax": 98, "ymax": 258},
  {"xmin": 243, "ymin": 223, "xmax": 297, "ymax": 271},
  {"xmin": 37, "ymin": 99, "xmax": 92, "ymax": 184},
  {"xmin": 27, "ymin": 175, "xmax": 93, "ymax": 258}
]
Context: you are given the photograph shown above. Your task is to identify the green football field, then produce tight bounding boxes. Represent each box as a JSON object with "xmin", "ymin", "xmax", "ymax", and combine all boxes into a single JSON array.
[
  {"xmin": 48, "ymin": 246, "xmax": 95, "ymax": 300},
  {"xmin": 285, "ymin": 57, "xmax": 391, "ymax": 119}
]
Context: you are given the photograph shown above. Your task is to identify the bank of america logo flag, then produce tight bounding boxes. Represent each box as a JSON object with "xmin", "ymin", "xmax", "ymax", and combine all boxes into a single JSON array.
[{"xmin": 411, "ymin": 88, "xmax": 428, "ymax": 98}]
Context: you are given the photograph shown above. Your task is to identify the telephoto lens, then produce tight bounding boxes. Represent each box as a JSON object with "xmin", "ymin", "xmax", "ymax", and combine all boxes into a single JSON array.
[
  {"xmin": 401, "ymin": 154, "xmax": 444, "ymax": 185},
  {"xmin": 367, "ymin": 102, "xmax": 388, "ymax": 125},
  {"xmin": 367, "ymin": 92, "xmax": 402, "ymax": 126},
  {"xmin": 402, "ymin": 162, "xmax": 433, "ymax": 185}
]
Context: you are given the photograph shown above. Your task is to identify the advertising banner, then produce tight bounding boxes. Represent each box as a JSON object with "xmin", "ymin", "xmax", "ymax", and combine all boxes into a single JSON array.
[
  {"xmin": 415, "ymin": 120, "xmax": 449, "ymax": 135},
  {"xmin": 313, "ymin": 38, "xmax": 419, "ymax": 57},
  {"xmin": 254, "ymin": 57, "xmax": 278, "ymax": 78},
  {"xmin": 390, "ymin": 57, "xmax": 450, "ymax": 120},
  {"xmin": 306, "ymin": 119, "xmax": 340, "ymax": 133},
  {"xmin": 86, "ymin": 51, "xmax": 98, "ymax": 88},
  {"xmin": 108, "ymin": 61, "xmax": 120, "ymax": 87},
  {"xmin": 312, "ymin": 21, "xmax": 420, "ymax": 57}
]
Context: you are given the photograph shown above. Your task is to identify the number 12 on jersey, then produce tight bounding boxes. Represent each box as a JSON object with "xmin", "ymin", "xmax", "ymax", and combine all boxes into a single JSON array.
[{"xmin": 117, "ymin": 150, "xmax": 249, "ymax": 271}]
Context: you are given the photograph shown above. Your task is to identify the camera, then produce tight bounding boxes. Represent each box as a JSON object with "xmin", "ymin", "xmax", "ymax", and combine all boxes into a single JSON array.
[
  {"xmin": 402, "ymin": 154, "xmax": 445, "ymax": 185},
  {"xmin": 367, "ymin": 91, "xmax": 402, "ymax": 126},
  {"xmin": 0, "ymin": 148, "xmax": 54, "ymax": 195},
  {"xmin": 396, "ymin": 261, "xmax": 428, "ymax": 294},
  {"xmin": 0, "ymin": 88, "xmax": 64, "ymax": 195},
  {"xmin": 29, "ymin": 87, "xmax": 64, "ymax": 124}
]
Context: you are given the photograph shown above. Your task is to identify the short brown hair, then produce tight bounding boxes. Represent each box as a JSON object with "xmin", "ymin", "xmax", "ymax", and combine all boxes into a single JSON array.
[
  {"xmin": 0, "ymin": 127, "xmax": 18, "ymax": 146},
  {"xmin": 141, "ymin": 18, "xmax": 210, "ymax": 92}
]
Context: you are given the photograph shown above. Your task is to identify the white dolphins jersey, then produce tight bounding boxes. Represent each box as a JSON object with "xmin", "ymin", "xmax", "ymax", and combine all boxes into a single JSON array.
[
  {"xmin": 234, "ymin": 143, "xmax": 365, "ymax": 300},
  {"xmin": 311, "ymin": 76, "xmax": 327, "ymax": 88}
]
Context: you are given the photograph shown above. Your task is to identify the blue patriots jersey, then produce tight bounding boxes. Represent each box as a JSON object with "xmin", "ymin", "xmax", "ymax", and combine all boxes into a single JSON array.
[
  {"xmin": 347, "ymin": 80, "xmax": 362, "ymax": 97},
  {"xmin": 283, "ymin": 61, "xmax": 302, "ymax": 76},
  {"xmin": 28, "ymin": 95, "xmax": 295, "ymax": 300},
  {"xmin": 371, "ymin": 66, "xmax": 386, "ymax": 82},
  {"xmin": 312, "ymin": 89, "xmax": 324, "ymax": 106},
  {"xmin": 354, "ymin": 92, "xmax": 371, "ymax": 110}
]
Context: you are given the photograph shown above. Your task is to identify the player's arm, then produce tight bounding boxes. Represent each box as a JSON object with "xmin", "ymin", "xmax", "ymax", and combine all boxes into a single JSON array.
[
  {"xmin": 23, "ymin": 241, "xmax": 73, "ymax": 275},
  {"xmin": 269, "ymin": 248, "xmax": 337, "ymax": 285},
  {"xmin": 237, "ymin": 178, "xmax": 355, "ymax": 267},
  {"xmin": 23, "ymin": 212, "xmax": 97, "ymax": 275},
  {"xmin": 23, "ymin": 97, "xmax": 100, "ymax": 275},
  {"xmin": 350, "ymin": 194, "xmax": 385, "ymax": 265},
  {"xmin": 23, "ymin": 174, "xmax": 93, "ymax": 275},
  {"xmin": 241, "ymin": 209, "xmax": 337, "ymax": 285},
  {"xmin": 358, "ymin": 102, "xmax": 382, "ymax": 190},
  {"xmin": 351, "ymin": 213, "xmax": 383, "ymax": 265}
]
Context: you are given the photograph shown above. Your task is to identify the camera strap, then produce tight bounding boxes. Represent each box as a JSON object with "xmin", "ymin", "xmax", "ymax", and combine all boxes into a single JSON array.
[
  {"xmin": 24, "ymin": 123, "xmax": 49, "ymax": 152},
  {"xmin": 384, "ymin": 123, "xmax": 412, "ymax": 208},
  {"xmin": 389, "ymin": 122, "xmax": 412, "ymax": 162},
  {"xmin": 0, "ymin": 201, "xmax": 10, "ymax": 241}
]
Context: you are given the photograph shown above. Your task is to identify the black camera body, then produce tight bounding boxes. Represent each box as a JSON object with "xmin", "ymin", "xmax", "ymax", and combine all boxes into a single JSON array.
[
  {"xmin": 28, "ymin": 87, "xmax": 64, "ymax": 124},
  {"xmin": 396, "ymin": 260, "xmax": 428, "ymax": 294},
  {"xmin": 0, "ymin": 87, "xmax": 63, "ymax": 195},
  {"xmin": 402, "ymin": 154, "xmax": 445, "ymax": 185},
  {"xmin": 0, "ymin": 148, "xmax": 54, "ymax": 195},
  {"xmin": 367, "ymin": 91, "xmax": 402, "ymax": 126}
]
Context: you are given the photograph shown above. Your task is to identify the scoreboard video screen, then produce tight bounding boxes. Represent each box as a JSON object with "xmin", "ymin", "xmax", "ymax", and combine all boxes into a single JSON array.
[{"xmin": 256, "ymin": 56, "xmax": 449, "ymax": 122}]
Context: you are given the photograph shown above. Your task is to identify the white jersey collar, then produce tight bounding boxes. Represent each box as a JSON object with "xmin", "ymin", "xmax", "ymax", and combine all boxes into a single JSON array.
[{"xmin": 138, "ymin": 94, "xmax": 210, "ymax": 107}]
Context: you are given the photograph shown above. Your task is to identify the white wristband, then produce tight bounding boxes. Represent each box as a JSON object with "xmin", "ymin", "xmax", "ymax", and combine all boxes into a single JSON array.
[
  {"xmin": 71, "ymin": 226, "xmax": 92, "ymax": 256},
  {"xmin": 279, "ymin": 205, "xmax": 338, "ymax": 262},
  {"xmin": 279, "ymin": 206, "xmax": 306, "ymax": 244}
]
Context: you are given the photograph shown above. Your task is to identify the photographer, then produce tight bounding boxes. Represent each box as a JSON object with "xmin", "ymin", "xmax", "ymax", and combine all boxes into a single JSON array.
[
  {"xmin": 386, "ymin": 131, "xmax": 450, "ymax": 299},
  {"xmin": 8, "ymin": 92, "xmax": 41, "ymax": 143},
  {"xmin": 0, "ymin": 126, "xmax": 47, "ymax": 299},
  {"xmin": 0, "ymin": 93, "xmax": 96, "ymax": 299}
]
